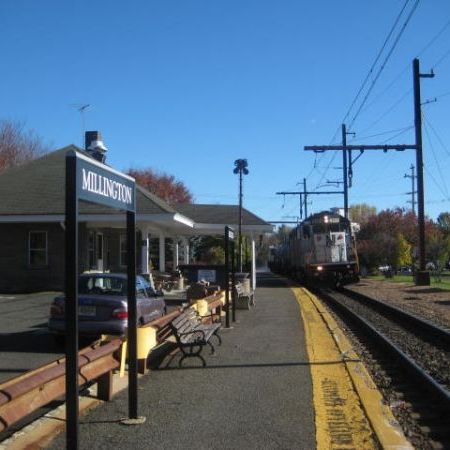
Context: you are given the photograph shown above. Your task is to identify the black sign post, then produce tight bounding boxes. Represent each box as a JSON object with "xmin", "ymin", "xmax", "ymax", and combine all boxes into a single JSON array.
[
  {"xmin": 224, "ymin": 226, "xmax": 235, "ymax": 328},
  {"xmin": 231, "ymin": 238, "xmax": 236, "ymax": 322},
  {"xmin": 65, "ymin": 151, "xmax": 137, "ymax": 449}
]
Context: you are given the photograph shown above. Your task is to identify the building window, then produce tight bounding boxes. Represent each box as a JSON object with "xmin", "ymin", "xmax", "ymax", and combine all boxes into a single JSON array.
[
  {"xmin": 29, "ymin": 231, "xmax": 47, "ymax": 267},
  {"xmin": 120, "ymin": 234, "xmax": 127, "ymax": 267}
]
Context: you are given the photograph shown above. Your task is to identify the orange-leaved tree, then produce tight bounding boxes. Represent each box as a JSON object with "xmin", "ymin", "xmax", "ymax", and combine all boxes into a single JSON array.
[{"xmin": 127, "ymin": 168, "xmax": 193, "ymax": 204}]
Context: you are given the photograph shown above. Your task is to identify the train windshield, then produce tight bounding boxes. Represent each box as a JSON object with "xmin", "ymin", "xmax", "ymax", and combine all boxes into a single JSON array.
[{"xmin": 312, "ymin": 222, "xmax": 347, "ymax": 233}]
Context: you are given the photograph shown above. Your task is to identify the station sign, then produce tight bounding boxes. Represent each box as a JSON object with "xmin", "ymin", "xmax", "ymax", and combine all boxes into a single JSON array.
[{"xmin": 76, "ymin": 153, "xmax": 135, "ymax": 211}]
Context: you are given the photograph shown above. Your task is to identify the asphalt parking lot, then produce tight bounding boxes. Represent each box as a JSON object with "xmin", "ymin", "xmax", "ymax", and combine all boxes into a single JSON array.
[{"xmin": 0, "ymin": 291, "xmax": 64, "ymax": 383}]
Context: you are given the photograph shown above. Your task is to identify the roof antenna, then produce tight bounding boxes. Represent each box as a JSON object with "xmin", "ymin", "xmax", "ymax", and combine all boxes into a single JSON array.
[{"xmin": 71, "ymin": 104, "xmax": 90, "ymax": 147}]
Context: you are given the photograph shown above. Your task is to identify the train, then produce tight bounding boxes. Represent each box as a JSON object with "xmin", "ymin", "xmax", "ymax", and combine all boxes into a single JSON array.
[{"xmin": 269, "ymin": 210, "xmax": 360, "ymax": 286}]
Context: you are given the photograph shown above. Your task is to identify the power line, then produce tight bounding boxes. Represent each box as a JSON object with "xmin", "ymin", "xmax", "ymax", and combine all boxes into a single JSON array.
[
  {"xmin": 340, "ymin": 0, "xmax": 413, "ymax": 129},
  {"xmin": 356, "ymin": 89, "xmax": 413, "ymax": 136},
  {"xmin": 353, "ymin": 125, "xmax": 414, "ymax": 142},
  {"xmin": 362, "ymin": 15, "xmax": 450, "ymax": 116},
  {"xmin": 348, "ymin": 0, "xmax": 420, "ymax": 131},
  {"xmin": 425, "ymin": 166, "xmax": 450, "ymax": 202},
  {"xmin": 422, "ymin": 118, "xmax": 449, "ymax": 199},
  {"xmin": 420, "ymin": 17, "xmax": 450, "ymax": 59},
  {"xmin": 432, "ymin": 47, "xmax": 450, "ymax": 69},
  {"xmin": 422, "ymin": 112, "xmax": 450, "ymax": 158},
  {"xmin": 380, "ymin": 125, "xmax": 414, "ymax": 143}
]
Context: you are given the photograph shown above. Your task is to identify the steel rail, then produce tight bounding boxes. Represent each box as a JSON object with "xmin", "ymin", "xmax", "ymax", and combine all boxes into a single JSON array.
[
  {"xmin": 342, "ymin": 287, "xmax": 450, "ymax": 345},
  {"xmin": 317, "ymin": 289, "xmax": 450, "ymax": 411}
]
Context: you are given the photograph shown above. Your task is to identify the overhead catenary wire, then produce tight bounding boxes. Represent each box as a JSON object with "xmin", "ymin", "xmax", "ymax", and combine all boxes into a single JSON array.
[
  {"xmin": 422, "ymin": 118, "xmax": 449, "ymax": 199},
  {"xmin": 355, "ymin": 89, "xmax": 413, "ymax": 137},
  {"xmin": 352, "ymin": 125, "xmax": 414, "ymax": 142},
  {"xmin": 363, "ymin": 15, "xmax": 450, "ymax": 113},
  {"xmin": 422, "ymin": 112, "xmax": 450, "ymax": 158},
  {"xmin": 313, "ymin": 1, "xmax": 419, "ymax": 191},
  {"xmin": 339, "ymin": 0, "xmax": 413, "ymax": 134},
  {"xmin": 348, "ymin": 0, "xmax": 420, "ymax": 131}
]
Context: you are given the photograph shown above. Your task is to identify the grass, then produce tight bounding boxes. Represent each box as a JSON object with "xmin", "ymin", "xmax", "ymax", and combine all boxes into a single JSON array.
[{"xmin": 365, "ymin": 273, "xmax": 450, "ymax": 291}]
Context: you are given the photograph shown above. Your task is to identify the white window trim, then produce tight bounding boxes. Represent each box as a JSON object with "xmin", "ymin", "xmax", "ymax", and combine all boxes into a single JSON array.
[{"xmin": 28, "ymin": 230, "xmax": 48, "ymax": 267}]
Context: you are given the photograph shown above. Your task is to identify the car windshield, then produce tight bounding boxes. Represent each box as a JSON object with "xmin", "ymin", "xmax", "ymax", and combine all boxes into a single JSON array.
[{"xmin": 79, "ymin": 276, "xmax": 126, "ymax": 296}]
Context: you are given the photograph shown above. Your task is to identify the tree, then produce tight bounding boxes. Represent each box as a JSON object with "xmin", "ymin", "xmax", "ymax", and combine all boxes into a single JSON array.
[
  {"xmin": 127, "ymin": 168, "xmax": 193, "ymax": 204},
  {"xmin": 356, "ymin": 208, "xmax": 436, "ymax": 272},
  {"xmin": 349, "ymin": 203, "xmax": 377, "ymax": 225},
  {"xmin": 397, "ymin": 233, "xmax": 412, "ymax": 268},
  {"xmin": 0, "ymin": 120, "xmax": 49, "ymax": 173},
  {"xmin": 437, "ymin": 212, "xmax": 450, "ymax": 236}
]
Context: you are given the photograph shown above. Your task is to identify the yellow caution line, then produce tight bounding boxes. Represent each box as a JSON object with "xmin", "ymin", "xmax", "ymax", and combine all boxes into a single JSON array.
[{"xmin": 294, "ymin": 287, "xmax": 413, "ymax": 450}]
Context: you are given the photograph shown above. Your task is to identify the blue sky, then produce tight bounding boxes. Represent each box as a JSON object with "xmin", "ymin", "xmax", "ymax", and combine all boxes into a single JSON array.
[{"xmin": 1, "ymin": 1, "xmax": 450, "ymax": 223}]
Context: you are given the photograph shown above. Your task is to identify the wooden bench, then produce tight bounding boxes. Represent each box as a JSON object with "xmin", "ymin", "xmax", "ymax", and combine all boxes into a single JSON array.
[
  {"xmin": 169, "ymin": 308, "xmax": 222, "ymax": 367},
  {"xmin": 234, "ymin": 282, "xmax": 255, "ymax": 310}
]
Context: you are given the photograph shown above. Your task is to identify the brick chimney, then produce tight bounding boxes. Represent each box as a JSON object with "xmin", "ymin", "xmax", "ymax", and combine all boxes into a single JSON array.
[{"xmin": 85, "ymin": 131, "xmax": 108, "ymax": 163}]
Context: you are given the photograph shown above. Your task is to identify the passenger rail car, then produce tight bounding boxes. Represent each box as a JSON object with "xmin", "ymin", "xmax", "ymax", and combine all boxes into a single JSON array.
[{"xmin": 272, "ymin": 211, "xmax": 359, "ymax": 285}]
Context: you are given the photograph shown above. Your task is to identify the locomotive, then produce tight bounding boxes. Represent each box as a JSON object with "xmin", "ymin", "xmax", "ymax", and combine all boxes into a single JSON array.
[{"xmin": 271, "ymin": 210, "xmax": 359, "ymax": 286}]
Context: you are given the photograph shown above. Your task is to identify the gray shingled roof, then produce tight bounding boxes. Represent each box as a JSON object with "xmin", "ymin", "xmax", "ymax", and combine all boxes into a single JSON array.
[
  {"xmin": 0, "ymin": 146, "xmax": 176, "ymax": 216},
  {"xmin": 174, "ymin": 203, "xmax": 271, "ymax": 227},
  {"xmin": 0, "ymin": 147, "xmax": 272, "ymax": 233}
]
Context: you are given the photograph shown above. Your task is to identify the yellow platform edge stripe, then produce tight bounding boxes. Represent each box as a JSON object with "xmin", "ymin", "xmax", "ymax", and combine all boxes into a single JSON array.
[{"xmin": 295, "ymin": 286, "xmax": 413, "ymax": 450}]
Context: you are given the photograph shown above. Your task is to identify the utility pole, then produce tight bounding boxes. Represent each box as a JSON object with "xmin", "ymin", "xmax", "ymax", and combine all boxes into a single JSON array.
[
  {"xmin": 404, "ymin": 164, "xmax": 416, "ymax": 214},
  {"xmin": 342, "ymin": 124, "xmax": 348, "ymax": 218},
  {"xmin": 413, "ymin": 58, "xmax": 434, "ymax": 284},
  {"xmin": 303, "ymin": 178, "xmax": 308, "ymax": 218},
  {"xmin": 304, "ymin": 59, "xmax": 433, "ymax": 286}
]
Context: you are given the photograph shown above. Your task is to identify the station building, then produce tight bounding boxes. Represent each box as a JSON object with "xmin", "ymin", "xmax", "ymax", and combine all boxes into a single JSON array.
[{"xmin": 0, "ymin": 133, "xmax": 272, "ymax": 293}]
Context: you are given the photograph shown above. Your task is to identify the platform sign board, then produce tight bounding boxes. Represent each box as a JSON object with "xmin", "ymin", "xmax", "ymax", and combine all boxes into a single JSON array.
[
  {"xmin": 77, "ymin": 156, "xmax": 135, "ymax": 211},
  {"xmin": 65, "ymin": 151, "xmax": 137, "ymax": 450},
  {"xmin": 224, "ymin": 226, "xmax": 236, "ymax": 327}
]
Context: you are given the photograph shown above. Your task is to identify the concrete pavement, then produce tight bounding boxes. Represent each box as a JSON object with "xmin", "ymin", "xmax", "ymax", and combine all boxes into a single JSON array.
[{"xmin": 47, "ymin": 272, "xmax": 316, "ymax": 449}]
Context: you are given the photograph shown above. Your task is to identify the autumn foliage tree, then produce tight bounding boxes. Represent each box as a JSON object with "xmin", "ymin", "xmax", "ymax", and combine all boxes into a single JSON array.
[
  {"xmin": 0, "ymin": 120, "xmax": 49, "ymax": 173},
  {"xmin": 127, "ymin": 168, "xmax": 193, "ymax": 204},
  {"xmin": 355, "ymin": 207, "xmax": 445, "ymax": 272}
]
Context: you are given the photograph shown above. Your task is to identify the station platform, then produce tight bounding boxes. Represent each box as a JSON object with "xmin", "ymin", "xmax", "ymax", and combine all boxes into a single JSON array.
[{"xmin": 8, "ymin": 272, "xmax": 412, "ymax": 449}]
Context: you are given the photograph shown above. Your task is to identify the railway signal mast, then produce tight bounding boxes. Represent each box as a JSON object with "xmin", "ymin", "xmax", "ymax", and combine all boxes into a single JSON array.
[{"xmin": 304, "ymin": 58, "xmax": 433, "ymax": 286}]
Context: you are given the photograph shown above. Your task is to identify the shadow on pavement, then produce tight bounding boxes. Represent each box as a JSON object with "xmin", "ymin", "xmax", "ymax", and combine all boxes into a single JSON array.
[{"xmin": 256, "ymin": 271, "xmax": 289, "ymax": 288}]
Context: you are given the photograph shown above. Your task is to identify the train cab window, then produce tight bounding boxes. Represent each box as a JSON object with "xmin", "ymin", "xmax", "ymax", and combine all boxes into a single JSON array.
[
  {"xmin": 303, "ymin": 226, "xmax": 311, "ymax": 239},
  {"xmin": 313, "ymin": 224, "xmax": 326, "ymax": 234}
]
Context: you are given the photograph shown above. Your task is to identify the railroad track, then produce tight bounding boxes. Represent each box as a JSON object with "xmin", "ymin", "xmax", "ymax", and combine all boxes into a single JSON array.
[{"xmin": 313, "ymin": 286, "xmax": 450, "ymax": 449}]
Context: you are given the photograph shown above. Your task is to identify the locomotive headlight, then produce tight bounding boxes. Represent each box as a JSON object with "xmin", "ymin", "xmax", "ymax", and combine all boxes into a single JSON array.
[{"xmin": 317, "ymin": 266, "xmax": 323, "ymax": 271}]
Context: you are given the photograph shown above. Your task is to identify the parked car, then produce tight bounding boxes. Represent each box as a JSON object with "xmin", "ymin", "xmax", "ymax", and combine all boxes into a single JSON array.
[{"xmin": 48, "ymin": 273, "xmax": 166, "ymax": 340}]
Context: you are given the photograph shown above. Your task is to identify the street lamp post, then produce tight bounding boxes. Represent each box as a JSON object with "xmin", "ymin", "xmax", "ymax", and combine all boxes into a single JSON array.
[{"xmin": 233, "ymin": 159, "xmax": 249, "ymax": 272}]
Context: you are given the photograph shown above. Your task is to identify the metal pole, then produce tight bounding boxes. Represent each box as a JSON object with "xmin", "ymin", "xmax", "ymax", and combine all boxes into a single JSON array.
[
  {"xmin": 127, "ymin": 210, "xmax": 138, "ymax": 418},
  {"xmin": 65, "ymin": 154, "xmax": 79, "ymax": 450},
  {"xmin": 342, "ymin": 124, "xmax": 349, "ymax": 219},
  {"xmin": 224, "ymin": 227, "xmax": 230, "ymax": 328},
  {"xmin": 303, "ymin": 178, "xmax": 308, "ymax": 218},
  {"xmin": 238, "ymin": 171, "xmax": 243, "ymax": 272},
  {"xmin": 411, "ymin": 164, "xmax": 416, "ymax": 214},
  {"xmin": 231, "ymin": 240, "xmax": 236, "ymax": 322}
]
